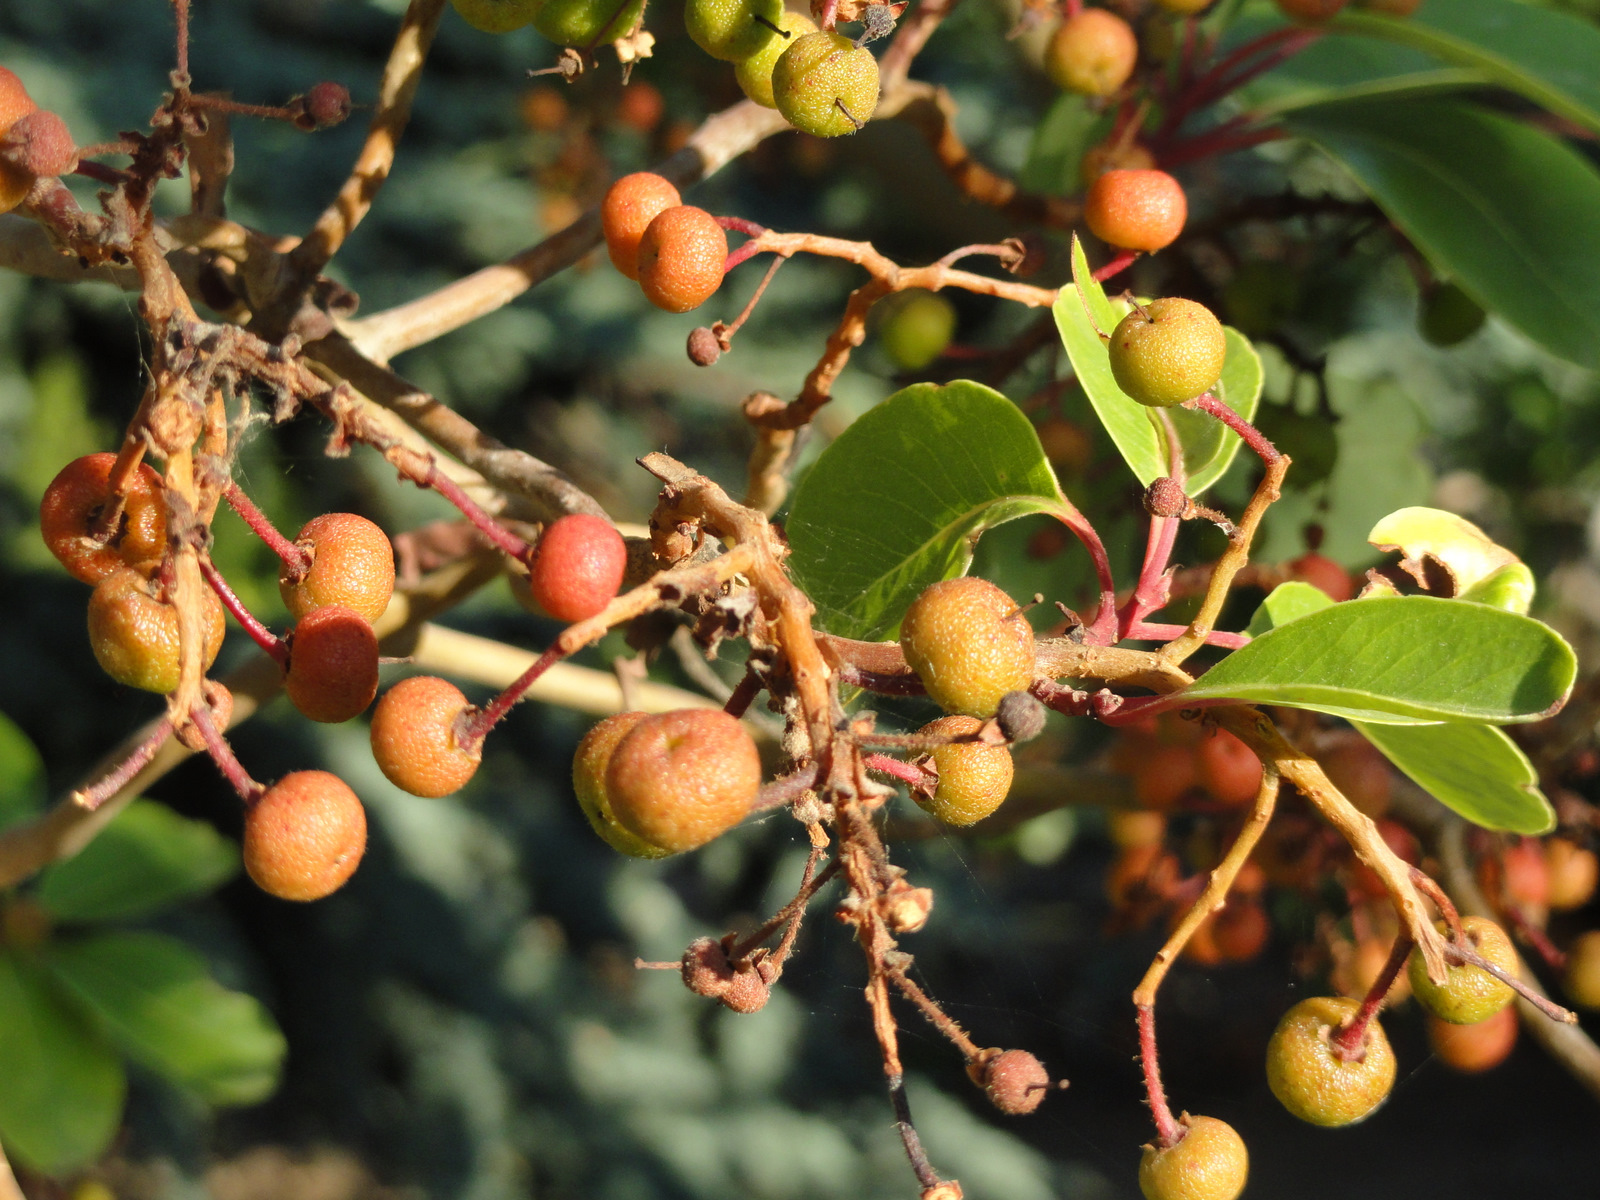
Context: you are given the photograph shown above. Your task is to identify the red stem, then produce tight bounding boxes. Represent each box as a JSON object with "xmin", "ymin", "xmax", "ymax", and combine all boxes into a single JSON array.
[
  {"xmin": 723, "ymin": 238, "xmax": 770, "ymax": 274},
  {"xmin": 1125, "ymin": 621, "xmax": 1249, "ymax": 650},
  {"xmin": 199, "ymin": 558, "xmax": 288, "ymax": 664},
  {"xmin": 1160, "ymin": 27, "xmax": 1322, "ymax": 137},
  {"xmin": 224, "ymin": 484, "xmax": 311, "ymax": 576},
  {"xmin": 1051, "ymin": 505, "xmax": 1120, "ymax": 646},
  {"xmin": 75, "ymin": 721, "xmax": 175, "ymax": 811},
  {"xmin": 1120, "ymin": 517, "xmax": 1179, "ymax": 638},
  {"xmin": 455, "ymin": 645, "xmax": 565, "ymax": 750},
  {"xmin": 173, "ymin": 0, "xmax": 190, "ymax": 81},
  {"xmin": 191, "ymin": 705, "xmax": 264, "ymax": 806},
  {"xmin": 724, "ymin": 670, "xmax": 764, "ymax": 718},
  {"xmin": 1329, "ymin": 934, "xmax": 1412, "ymax": 1062},
  {"xmin": 1182, "ymin": 393, "xmax": 1281, "ymax": 465},
  {"xmin": 418, "ymin": 463, "xmax": 534, "ymax": 563},
  {"xmin": 1158, "ymin": 126, "xmax": 1285, "ymax": 171},
  {"xmin": 864, "ymin": 752, "xmax": 934, "ymax": 788},
  {"xmin": 1137, "ymin": 1004, "xmax": 1182, "ymax": 1149},
  {"xmin": 1092, "ymin": 251, "xmax": 1139, "ymax": 283}
]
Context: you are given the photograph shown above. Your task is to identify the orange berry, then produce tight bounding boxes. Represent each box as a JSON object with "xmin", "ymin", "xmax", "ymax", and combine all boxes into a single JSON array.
[
  {"xmin": 1318, "ymin": 735, "xmax": 1391, "ymax": 817},
  {"xmin": 1213, "ymin": 899, "xmax": 1270, "ymax": 961},
  {"xmin": 1427, "ymin": 1006, "xmax": 1517, "ymax": 1074},
  {"xmin": 1545, "ymin": 837, "xmax": 1598, "ymax": 911},
  {"xmin": 913, "ymin": 715, "xmax": 1014, "ymax": 826},
  {"xmin": 601, "ymin": 172, "xmax": 682, "ymax": 280},
  {"xmin": 1286, "ymin": 551, "xmax": 1354, "ymax": 601},
  {"xmin": 1564, "ymin": 930, "xmax": 1600, "ymax": 1008},
  {"xmin": 899, "ymin": 577, "xmax": 1037, "ymax": 719},
  {"xmin": 1196, "ymin": 730, "xmax": 1262, "ymax": 808},
  {"xmin": 1107, "ymin": 807, "xmax": 1167, "ymax": 848},
  {"xmin": 243, "ymin": 771, "xmax": 367, "ymax": 901},
  {"xmin": 573, "ymin": 712, "xmax": 673, "ymax": 857},
  {"xmin": 284, "ymin": 605, "xmax": 380, "ymax": 724},
  {"xmin": 279, "ymin": 513, "xmax": 395, "ymax": 624},
  {"xmin": 369, "ymin": 676, "xmax": 483, "ymax": 797},
  {"xmin": 39, "ymin": 452, "xmax": 168, "ymax": 583},
  {"xmin": 1084, "ymin": 168, "xmax": 1187, "ymax": 254},
  {"xmin": 0, "ymin": 66, "xmax": 38, "ymax": 214},
  {"xmin": 1045, "ymin": 9, "xmax": 1138, "ymax": 98},
  {"xmin": 605, "ymin": 709, "xmax": 761, "ymax": 853},
  {"xmin": 636, "ymin": 206, "xmax": 727, "ymax": 313},
  {"xmin": 87, "ymin": 568, "xmax": 225, "ymax": 694},
  {"xmin": 1133, "ymin": 743, "xmax": 1198, "ymax": 811},
  {"xmin": 526, "ymin": 513, "xmax": 628, "ymax": 623}
]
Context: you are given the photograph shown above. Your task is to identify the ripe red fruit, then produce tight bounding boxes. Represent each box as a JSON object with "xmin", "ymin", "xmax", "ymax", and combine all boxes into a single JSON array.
[
  {"xmin": 87, "ymin": 568, "xmax": 225, "ymax": 694},
  {"xmin": 1138, "ymin": 1114, "xmax": 1249, "ymax": 1200},
  {"xmin": 601, "ymin": 172, "xmax": 682, "ymax": 280},
  {"xmin": 1286, "ymin": 551, "xmax": 1354, "ymax": 601},
  {"xmin": 605, "ymin": 708, "xmax": 761, "ymax": 853},
  {"xmin": 1427, "ymin": 1006, "xmax": 1517, "ymax": 1074},
  {"xmin": 284, "ymin": 605, "xmax": 380, "ymax": 724},
  {"xmin": 243, "ymin": 771, "xmax": 367, "ymax": 901},
  {"xmin": 526, "ymin": 513, "xmax": 628, "ymax": 623},
  {"xmin": 899, "ymin": 577, "xmax": 1037, "ymax": 719},
  {"xmin": 636, "ymin": 205, "xmax": 728, "ymax": 313},
  {"xmin": 369, "ymin": 675, "xmax": 483, "ymax": 797},
  {"xmin": 40, "ymin": 452, "xmax": 168, "ymax": 583},
  {"xmin": 1084, "ymin": 169, "xmax": 1187, "ymax": 254},
  {"xmin": 1196, "ymin": 730, "xmax": 1262, "ymax": 808},
  {"xmin": 280, "ymin": 513, "xmax": 395, "ymax": 624},
  {"xmin": 1045, "ymin": 9, "xmax": 1138, "ymax": 97}
]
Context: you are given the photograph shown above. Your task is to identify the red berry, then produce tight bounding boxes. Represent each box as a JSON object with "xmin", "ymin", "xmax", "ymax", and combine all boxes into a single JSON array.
[
  {"xmin": 1286, "ymin": 552, "xmax": 1354, "ymax": 601},
  {"xmin": 1196, "ymin": 730, "xmax": 1262, "ymax": 808},
  {"xmin": 370, "ymin": 675, "xmax": 483, "ymax": 797},
  {"xmin": 978, "ymin": 1049, "xmax": 1052, "ymax": 1115},
  {"xmin": 601, "ymin": 172, "xmax": 683, "ymax": 280},
  {"xmin": 526, "ymin": 513, "xmax": 628, "ymax": 623},
  {"xmin": 1084, "ymin": 169, "xmax": 1187, "ymax": 254},
  {"xmin": 243, "ymin": 771, "xmax": 367, "ymax": 901},
  {"xmin": 40, "ymin": 453, "xmax": 168, "ymax": 584},
  {"xmin": 279, "ymin": 513, "xmax": 395, "ymax": 624},
  {"xmin": 1133, "ymin": 743, "xmax": 1198, "ymax": 811},
  {"xmin": 283, "ymin": 605, "xmax": 380, "ymax": 724},
  {"xmin": 636, "ymin": 206, "xmax": 728, "ymax": 314},
  {"xmin": 0, "ymin": 67, "xmax": 38, "ymax": 213}
]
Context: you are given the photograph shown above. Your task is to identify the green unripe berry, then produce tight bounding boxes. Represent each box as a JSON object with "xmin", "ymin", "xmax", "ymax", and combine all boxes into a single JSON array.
[
  {"xmin": 1265, "ymin": 995, "xmax": 1395, "ymax": 1127},
  {"xmin": 735, "ymin": 9, "xmax": 818, "ymax": 108},
  {"xmin": 450, "ymin": 0, "xmax": 543, "ymax": 32},
  {"xmin": 900, "ymin": 577, "xmax": 1037, "ymax": 719},
  {"xmin": 686, "ymin": 0, "xmax": 784, "ymax": 62},
  {"xmin": 1138, "ymin": 1114, "xmax": 1249, "ymax": 1200},
  {"xmin": 913, "ymin": 716, "xmax": 1014, "ymax": 826},
  {"xmin": 573, "ymin": 712, "xmax": 674, "ymax": 858},
  {"xmin": 879, "ymin": 292, "xmax": 957, "ymax": 371},
  {"xmin": 772, "ymin": 31, "xmax": 880, "ymax": 138},
  {"xmin": 1408, "ymin": 916, "xmax": 1518, "ymax": 1025},
  {"xmin": 1107, "ymin": 298, "xmax": 1227, "ymax": 408},
  {"xmin": 533, "ymin": 0, "xmax": 644, "ymax": 47},
  {"xmin": 1419, "ymin": 281, "xmax": 1486, "ymax": 347}
]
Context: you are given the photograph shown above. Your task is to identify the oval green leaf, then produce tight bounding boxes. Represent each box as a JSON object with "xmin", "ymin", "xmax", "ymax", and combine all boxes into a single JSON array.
[
  {"xmin": 1243, "ymin": 580, "xmax": 1335, "ymax": 639},
  {"xmin": 1054, "ymin": 237, "xmax": 1261, "ymax": 492},
  {"xmin": 1354, "ymin": 720, "xmax": 1554, "ymax": 835},
  {"xmin": 46, "ymin": 932, "xmax": 285, "ymax": 1107},
  {"xmin": 1285, "ymin": 97, "xmax": 1600, "ymax": 368},
  {"xmin": 786, "ymin": 381, "xmax": 1065, "ymax": 640},
  {"xmin": 36, "ymin": 799, "xmax": 239, "ymax": 923},
  {"xmin": 1182, "ymin": 595, "xmax": 1575, "ymax": 724},
  {"xmin": 0, "ymin": 951, "xmax": 125, "ymax": 1174}
]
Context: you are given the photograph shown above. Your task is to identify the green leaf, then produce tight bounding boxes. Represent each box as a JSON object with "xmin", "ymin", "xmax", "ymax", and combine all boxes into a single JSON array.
[
  {"xmin": 1354, "ymin": 720, "xmax": 1554, "ymax": 835},
  {"xmin": 0, "ymin": 951, "xmax": 124, "ymax": 1174},
  {"xmin": 1182, "ymin": 595, "xmax": 1576, "ymax": 724},
  {"xmin": 36, "ymin": 799, "xmax": 239, "ymax": 923},
  {"xmin": 1285, "ymin": 97, "xmax": 1600, "ymax": 368},
  {"xmin": 1018, "ymin": 93, "xmax": 1107, "ymax": 194},
  {"xmin": 46, "ymin": 932, "xmax": 285, "ymax": 1106},
  {"xmin": 0, "ymin": 710, "xmax": 45, "ymax": 829},
  {"xmin": 786, "ymin": 381, "xmax": 1066, "ymax": 640},
  {"xmin": 1367, "ymin": 506, "xmax": 1519, "ymax": 593},
  {"xmin": 1243, "ymin": 581, "xmax": 1334, "ymax": 638},
  {"xmin": 1334, "ymin": 0, "xmax": 1600, "ymax": 136},
  {"xmin": 1054, "ymin": 237, "xmax": 1261, "ymax": 491},
  {"xmin": 1459, "ymin": 562, "xmax": 1535, "ymax": 614}
]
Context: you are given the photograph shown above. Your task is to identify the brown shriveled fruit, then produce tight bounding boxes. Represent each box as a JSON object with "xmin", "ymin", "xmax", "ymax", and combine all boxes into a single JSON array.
[
  {"xmin": 1265, "ymin": 995, "xmax": 1395, "ymax": 1126},
  {"xmin": 280, "ymin": 512, "xmax": 395, "ymax": 624},
  {"xmin": 912, "ymin": 715, "xmax": 1014, "ymax": 826},
  {"xmin": 1408, "ymin": 915, "xmax": 1519, "ymax": 1025},
  {"xmin": 1427, "ymin": 1005, "xmax": 1517, "ymax": 1074},
  {"xmin": 526, "ymin": 513, "xmax": 628, "ymax": 623},
  {"xmin": 573, "ymin": 711, "xmax": 673, "ymax": 858},
  {"xmin": 636, "ymin": 206, "xmax": 728, "ymax": 313},
  {"xmin": 1, "ymin": 109, "xmax": 76, "ymax": 178},
  {"xmin": 601, "ymin": 172, "xmax": 682, "ymax": 279},
  {"xmin": 899, "ymin": 576, "xmax": 1036, "ymax": 719},
  {"xmin": 1045, "ymin": 9, "xmax": 1138, "ymax": 97},
  {"xmin": 87, "ymin": 568, "xmax": 225, "ymax": 694},
  {"xmin": 979, "ymin": 1049, "xmax": 1051, "ymax": 1115},
  {"xmin": 243, "ymin": 771, "xmax": 367, "ymax": 901},
  {"xmin": 284, "ymin": 605, "xmax": 380, "ymax": 724},
  {"xmin": 40, "ymin": 452, "xmax": 169, "ymax": 583},
  {"xmin": 1138, "ymin": 1114, "xmax": 1248, "ymax": 1200},
  {"xmin": 1084, "ymin": 168, "xmax": 1187, "ymax": 254},
  {"xmin": 369, "ymin": 675, "xmax": 484, "ymax": 798},
  {"xmin": 605, "ymin": 708, "xmax": 761, "ymax": 853}
]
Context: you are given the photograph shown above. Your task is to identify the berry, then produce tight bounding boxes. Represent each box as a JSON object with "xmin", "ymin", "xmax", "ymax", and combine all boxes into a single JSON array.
[
  {"xmin": 1, "ymin": 110, "xmax": 77, "ymax": 179},
  {"xmin": 302, "ymin": 82, "xmax": 353, "ymax": 130},
  {"xmin": 1266, "ymin": 995, "xmax": 1396, "ymax": 1126},
  {"xmin": 526, "ymin": 513, "xmax": 628, "ymax": 623},
  {"xmin": 636, "ymin": 206, "xmax": 728, "ymax": 313},
  {"xmin": 978, "ymin": 1049, "xmax": 1051, "ymax": 1115},
  {"xmin": 734, "ymin": 9, "xmax": 818, "ymax": 108},
  {"xmin": 1080, "ymin": 137, "xmax": 1155, "ymax": 187},
  {"xmin": 1275, "ymin": 0, "xmax": 1348, "ymax": 20},
  {"xmin": 1132, "ymin": 742, "xmax": 1199, "ymax": 811},
  {"xmin": 899, "ymin": 577, "xmax": 1036, "ymax": 719},
  {"xmin": 1563, "ymin": 930, "xmax": 1600, "ymax": 1009},
  {"xmin": 1482, "ymin": 840, "xmax": 1549, "ymax": 911},
  {"xmin": 614, "ymin": 81, "xmax": 665, "ymax": 133},
  {"xmin": 1045, "ymin": 9, "xmax": 1138, "ymax": 98},
  {"xmin": 1408, "ymin": 916, "xmax": 1519, "ymax": 1025},
  {"xmin": 40, "ymin": 452, "xmax": 169, "ymax": 584},
  {"xmin": 772, "ymin": 31, "xmax": 880, "ymax": 139},
  {"xmin": 283, "ymin": 605, "xmax": 380, "ymax": 724},
  {"xmin": 0, "ymin": 67, "xmax": 38, "ymax": 214},
  {"xmin": 1317, "ymin": 735, "xmax": 1391, "ymax": 817},
  {"xmin": 1084, "ymin": 168, "xmax": 1187, "ymax": 254},
  {"xmin": 243, "ymin": 771, "xmax": 367, "ymax": 902},
  {"xmin": 369, "ymin": 675, "xmax": 483, "ymax": 797},
  {"xmin": 1107, "ymin": 808, "xmax": 1167, "ymax": 848},
  {"xmin": 1107, "ymin": 298, "xmax": 1227, "ymax": 409},
  {"xmin": 605, "ymin": 708, "xmax": 761, "ymax": 853},
  {"xmin": 686, "ymin": 0, "xmax": 784, "ymax": 61},
  {"xmin": 879, "ymin": 291, "xmax": 957, "ymax": 371},
  {"xmin": 532, "ymin": 0, "xmax": 647, "ymax": 46},
  {"xmin": 450, "ymin": 0, "xmax": 542, "ymax": 31},
  {"xmin": 87, "ymin": 568, "xmax": 225, "ymax": 694},
  {"xmin": 1212, "ymin": 899, "xmax": 1270, "ymax": 961},
  {"xmin": 1545, "ymin": 837, "xmax": 1598, "ymax": 911},
  {"xmin": 601, "ymin": 172, "xmax": 683, "ymax": 280},
  {"xmin": 279, "ymin": 512, "xmax": 395, "ymax": 624},
  {"xmin": 573, "ymin": 711, "xmax": 673, "ymax": 858},
  {"xmin": 1196, "ymin": 729, "xmax": 1262, "ymax": 809},
  {"xmin": 1286, "ymin": 551, "xmax": 1355, "ymax": 602},
  {"xmin": 1138, "ymin": 1114, "xmax": 1248, "ymax": 1200},
  {"xmin": 1427, "ymin": 1006, "xmax": 1517, "ymax": 1074},
  {"xmin": 912, "ymin": 715, "xmax": 1014, "ymax": 826}
]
